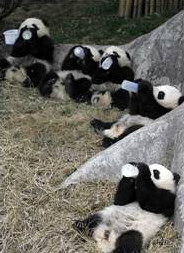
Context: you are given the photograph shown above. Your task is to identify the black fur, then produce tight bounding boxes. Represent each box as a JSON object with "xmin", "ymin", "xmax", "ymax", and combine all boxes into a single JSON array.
[
  {"xmin": 178, "ymin": 96, "xmax": 184, "ymax": 105},
  {"xmin": 73, "ymin": 162, "xmax": 179, "ymax": 253},
  {"xmin": 39, "ymin": 71, "xmax": 59, "ymax": 97},
  {"xmin": 90, "ymin": 119, "xmax": 115, "ymax": 134},
  {"xmin": 92, "ymin": 54, "xmax": 134, "ymax": 84},
  {"xmin": 62, "ymin": 45, "xmax": 101, "ymax": 76},
  {"xmin": 25, "ymin": 62, "xmax": 48, "ymax": 87},
  {"xmin": 135, "ymin": 163, "xmax": 177, "ymax": 217},
  {"xmin": 11, "ymin": 26, "xmax": 54, "ymax": 62},
  {"xmin": 111, "ymin": 89, "xmax": 130, "ymax": 110},
  {"xmin": 73, "ymin": 214, "xmax": 102, "ymax": 237},
  {"xmin": 129, "ymin": 79, "xmax": 171, "ymax": 119},
  {"xmin": 102, "ymin": 125, "xmax": 143, "ymax": 148},
  {"xmin": 0, "ymin": 58, "xmax": 11, "ymax": 79},
  {"xmin": 113, "ymin": 230, "xmax": 142, "ymax": 253},
  {"xmin": 64, "ymin": 73, "xmax": 92, "ymax": 102},
  {"xmin": 62, "ymin": 46, "xmax": 83, "ymax": 71},
  {"xmin": 114, "ymin": 177, "xmax": 136, "ymax": 206}
]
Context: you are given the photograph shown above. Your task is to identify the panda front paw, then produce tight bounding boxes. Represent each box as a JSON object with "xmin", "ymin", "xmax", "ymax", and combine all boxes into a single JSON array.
[
  {"xmin": 102, "ymin": 137, "xmax": 117, "ymax": 148},
  {"xmin": 73, "ymin": 220, "xmax": 86, "ymax": 232}
]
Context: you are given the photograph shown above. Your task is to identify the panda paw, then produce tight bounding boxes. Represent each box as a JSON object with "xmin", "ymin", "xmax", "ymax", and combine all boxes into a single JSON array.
[
  {"xmin": 102, "ymin": 137, "xmax": 117, "ymax": 148},
  {"xmin": 90, "ymin": 119, "xmax": 106, "ymax": 134},
  {"xmin": 73, "ymin": 220, "xmax": 87, "ymax": 232}
]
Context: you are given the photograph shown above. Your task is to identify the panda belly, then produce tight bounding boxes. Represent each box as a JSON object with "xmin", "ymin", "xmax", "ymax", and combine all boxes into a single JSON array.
[{"xmin": 93, "ymin": 203, "xmax": 167, "ymax": 253}]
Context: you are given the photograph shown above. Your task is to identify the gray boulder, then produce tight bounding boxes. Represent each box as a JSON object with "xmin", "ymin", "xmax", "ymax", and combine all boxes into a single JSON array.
[{"xmin": 62, "ymin": 11, "xmax": 184, "ymax": 251}]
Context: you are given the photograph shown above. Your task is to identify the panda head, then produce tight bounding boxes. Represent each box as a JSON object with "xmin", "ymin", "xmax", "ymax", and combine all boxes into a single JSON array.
[
  {"xmin": 19, "ymin": 18, "xmax": 50, "ymax": 39},
  {"xmin": 4, "ymin": 65, "xmax": 31, "ymax": 85},
  {"xmin": 91, "ymin": 91, "xmax": 112, "ymax": 108},
  {"xmin": 62, "ymin": 45, "xmax": 102, "ymax": 76},
  {"xmin": 135, "ymin": 163, "xmax": 180, "ymax": 216},
  {"xmin": 153, "ymin": 85, "xmax": 184, "ymax": 109},
  {"xmin": 130, "ymin": 79, "xmax": 184, "ymax": 119}
]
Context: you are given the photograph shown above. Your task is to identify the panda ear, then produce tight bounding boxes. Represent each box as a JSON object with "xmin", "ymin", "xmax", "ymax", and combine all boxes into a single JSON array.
[
  {"xmin": 173, "ymin": 173, "xmax": 180, "ymax": 185},
  {"xmin": 178, "ymin": 96, "xmax": 184, "ymax": 105},
  {"xmin": 98, "ymin": 49, "xmax": 104, "ymax": 55}
]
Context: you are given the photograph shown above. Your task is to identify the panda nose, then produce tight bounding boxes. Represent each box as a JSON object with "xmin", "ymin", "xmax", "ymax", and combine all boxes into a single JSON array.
[{"xmin": 23, "ymin": 77, "xmax": 31, "ymax": 87}]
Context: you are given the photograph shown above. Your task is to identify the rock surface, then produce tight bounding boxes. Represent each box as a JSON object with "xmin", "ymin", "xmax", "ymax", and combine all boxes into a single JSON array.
[{"xmin": 62, "ymin": 11, "xmax": 184, "ymax": 251}]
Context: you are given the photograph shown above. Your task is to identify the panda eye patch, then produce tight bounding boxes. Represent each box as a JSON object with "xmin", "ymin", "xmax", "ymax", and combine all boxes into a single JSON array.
[
  {"xmin": 153, "ymin": 169, "xmax": 160, "ymax": 179},
  {"xmin": 12, "ymin": 68, "xmax": 17, "ymax": 72},
  {"xmin": 158, "ymin": 91, "xmax": 165, "ymax": 100}
]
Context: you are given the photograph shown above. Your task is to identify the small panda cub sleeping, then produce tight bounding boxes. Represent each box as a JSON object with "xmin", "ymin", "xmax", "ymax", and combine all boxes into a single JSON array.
[
  {"xmin": 62, "ymin": 45, "xmax": 103, "ymax": 76},
  {"xmin": 92, "ymin": 46, "xmax": 134, "ymax": 84},
  {"xmin": 91, "ymin": 79, "xmax": 184, "ymax": 147},
  {"xmin": 1, "ymin": 60, "xmax": 51, "ymax": 88},
  {"xmin": 73, "ymin": 163, "xmax": 180, "ymax": 253}
]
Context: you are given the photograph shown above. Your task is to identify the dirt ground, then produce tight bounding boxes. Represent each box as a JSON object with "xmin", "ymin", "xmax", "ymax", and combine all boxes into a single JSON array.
[{"xmin": 0, "ymin": 77, "xmax": 180, "ymax": 252}]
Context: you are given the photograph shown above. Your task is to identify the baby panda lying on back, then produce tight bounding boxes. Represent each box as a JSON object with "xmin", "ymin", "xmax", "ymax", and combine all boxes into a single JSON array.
[
  {"xmin": 73, "ymin": 162, "xmax": 180, "ymax": 253},
  {"xmin": 91, "ymin": 79, "xmax": 184, "ymax": 147}
]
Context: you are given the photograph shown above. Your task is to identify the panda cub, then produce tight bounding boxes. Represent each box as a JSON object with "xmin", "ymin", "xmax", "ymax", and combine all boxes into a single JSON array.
[
  {"xmin": 10, "ymin": 17, "xmax": 54, "ymax": 62},
  {"xmin": 91, "ymin": 79, "xmax": 184, "ymax": 147},
  {"xmin": 92, "ymin": 46, "xmax": 134, "ymax": 84},
  {"xmin": 1, "ymin": 61, "xmax": 51, "ymax": 88},
  {"xmin": 73, "ymin": 163, "xmax": 180, "ymax": 253},
  {"xmin": 39, "ymin": 70, "xmax": 93, "ymax": 102},
  {"xmin": 0, "ymin": 17, "xmax": 54, "ymax": 74},
  {"xmin": 62, "ymin": 45, "xmax": 103, "ymax": 76}
]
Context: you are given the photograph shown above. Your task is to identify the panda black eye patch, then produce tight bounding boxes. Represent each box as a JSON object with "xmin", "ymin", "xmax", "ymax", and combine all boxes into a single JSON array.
[
  {"xmin": 158, "ymin": 91, "xmax": 165, "ymax": 100},
  {"xmin": 153, "ymin": 169, "xmax": 160, "ymax": 179}
]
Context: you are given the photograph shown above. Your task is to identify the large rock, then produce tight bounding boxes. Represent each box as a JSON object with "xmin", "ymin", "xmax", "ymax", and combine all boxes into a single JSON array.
[{"xmin": 62, "ymin": 11, "xmax": 184, "ymax": 251}]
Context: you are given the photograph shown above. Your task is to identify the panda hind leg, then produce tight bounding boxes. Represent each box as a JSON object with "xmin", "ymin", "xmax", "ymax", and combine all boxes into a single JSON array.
[
  {"xmin": 73, "ymin": 214, "xmax": 102, "ymax": 237},
  {"xmin": 102, "ymin": 124, "xmax": 144, "ymax": 148},
  {"xmin": 90, "ymin": 119, "xmax": 115, "ymax": 134},
  {"xmin": 114, "ymin": 230, "xmax": 143, "ymax": 253}
]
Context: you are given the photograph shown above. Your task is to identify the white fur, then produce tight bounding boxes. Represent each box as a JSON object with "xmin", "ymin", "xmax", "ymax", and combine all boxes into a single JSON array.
[
  {"xmin": 153, "ymin": 85, "xmax": 182, "ymax": 109},
  {"xmin": 49, "ymin": 70, "xmax": 91, "ymax": 101},
  {"xmin": 149, "ymin": 164, "xmax": 176, "ymax": 194},
  {"xmin": 85, "ymin": 45, "xmax": 101, "ymax": 62},
  {"xmin": 57, "ymin": 70, "xmax": 91, "ymax": 82},
  {"xmin": 103, "ymin": 114, "xmax": 153, "ymax": 139},
  {"xmin": 19, "ymin": 18, "xmax": 50, "ymax": 38},
  {"xmin": 93, "ymin": 203, "xmax": 167, "ymax": 253},
  {"xmin": 50, "ymin": 79, "xmax": 69, "ymax": 101},
  {"xmin": 91, "ymin": 91, "xmax": 112, "ymax": 108},
  {"xmin": 5, "ymin": 66, "xmax": 27, "ymax": 83},
  {"xmin": 102, "ymin": 46, "xmax": 131, "ymax": 68}
]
